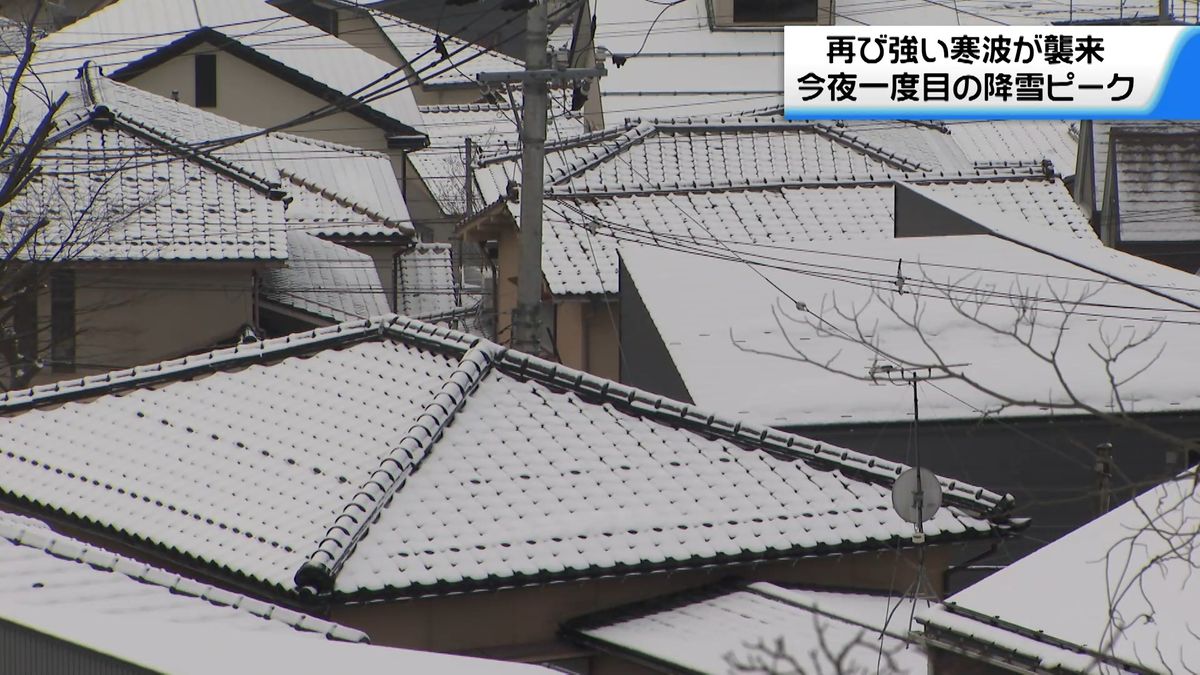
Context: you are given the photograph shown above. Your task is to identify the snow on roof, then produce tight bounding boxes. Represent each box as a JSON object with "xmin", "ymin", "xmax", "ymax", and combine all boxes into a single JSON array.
[
  {"xmin": 540, "ymin": 174, "xmax": 1093, "ymax": 295},
  {"xmin": 9, "ymin": 121, "xmax": 288, "ymax": 262},
  {"xmin": 620, "ymin": 224, "xmax": 1200, "ymax": 427},
  {"xmin": 547, "ymin": 122, "xmax": 926, "ymax": 194},
  {"xmin": 0, "ymin": 316, "xmax": 1011, "ymax": 600},
  {"xmin": 918, "ymin": 471, "xmax": 1200, "ymax": 674},
  {"xmin": 1, "ymin": 601, "xmax": 555, "ymax": 675},
  {"xmin": 262, "ymin": 232, "xmax": 391, "ymax": 324},
  {"xmin": 398, "ymin": 243, "xmax": 461, "ymax": 320},
  {"xmin": 85, "ymin": 70, "xmax": 415, "ymax": 234},
  {"xmin": 0, "ymin": 512, "xmax": 364, "ymax": 643},
  {"xmin": 370, "ymin": 10, "xmax": 522, "ymax": 88},
  {"xmin": 7, "ymin": 71, "xmax": 419, "ymax": 264},
  {"xmin": 413, "ymin": 102, "xmax": 588, "ymax": 215},
  {"xmin": 31, "ymin": 0, "xmax": 422, "ymax": 135},
  {"xmin": 0, "ymin": 512, "xmax": 552, "ymax": 674},
  {"xmin": 566, "ymin": 582, "xmax": 927, "ymax": 674},
  {"xmin": 943, "ymin": 120, "xmax": 1079, "ymax": 177}
]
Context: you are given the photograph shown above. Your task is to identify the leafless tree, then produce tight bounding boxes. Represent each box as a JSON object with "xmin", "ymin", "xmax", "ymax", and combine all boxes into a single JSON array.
[
  {"xmin": 0, "ymin": 1, "xmax": 150, "ymax": 388},
  {"xmin": 725, "ymin": 615, "xmax": 914, "ymax": 675},
  {"xmin": 732, "ymin": 258, "xmax": 1200, "ymax": 670}
]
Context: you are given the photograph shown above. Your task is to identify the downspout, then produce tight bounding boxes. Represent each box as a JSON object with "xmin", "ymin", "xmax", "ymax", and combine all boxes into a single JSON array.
[{"xmin": 1073, "ymin": 120, "xmax": 1096, "ymax": 229}]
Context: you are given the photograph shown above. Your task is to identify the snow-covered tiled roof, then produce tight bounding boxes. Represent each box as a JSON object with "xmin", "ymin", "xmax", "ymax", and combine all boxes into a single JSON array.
[
  {"xmin": 398, "ymin": 243, "xmax": 461, "ymax": 320},
  {"xmin": 85, "ymin": 70, "xmax": 415, "ymax": 234},
  {"xmin": 262, "ymin": 232, "xmax": 391, "ymax": 324},
  {"xmin": 943, "ymin": 120, "xmax": 1078, "ymax": 177},
  {"xmin": 539, "ymin": 174, "xmax": 1093, "ymax": 295},
  {"xmin": 8, "ymin": 122, "xmax": 288, "ymax": 262},
  {"xmin": 0, "ymin": 512, "xmax": 363, "ymax": 642},
  {"xmin": 31, "ymin": 0, "xmax": 422, "ymax": 136},
  {"xmin": 370, "ymin": 10, "xmax": 523, "ymax": 88},
  {"xmin": 0, "ymin": 509, "xmax": 553, "ymax": 673},
  {"xmin": 0, "ymin": 316, "xmax": 1012, "ymax": 600},
  {"xmin": 6, "ymin": 70, "xmax": 419, "ymax": 264},
  {"xmin": 413, "ymin": 102, "xmax": 588, "ymax": 215},
  {"xmin": 918, "ymin": 470, "xmax": 1200, "ymax": 674},
  {"xmin": 619, "ymin": 200, "xmax": 1200, "ymax": 427},
  {"xmin": 566, "ymin": 582, "xmax": 926, "ymax": 674}
]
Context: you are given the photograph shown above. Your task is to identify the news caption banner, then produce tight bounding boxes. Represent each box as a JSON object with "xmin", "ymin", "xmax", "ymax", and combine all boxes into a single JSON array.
[{"xmin": 784, "ymin": 26, "xmax": 1200, "ymax": 119}]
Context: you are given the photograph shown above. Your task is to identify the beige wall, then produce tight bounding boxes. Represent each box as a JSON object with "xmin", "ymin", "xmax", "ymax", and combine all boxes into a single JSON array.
[
  {"xmin": 29, "ymin": 263, "xmax": 255, "ymax": 385},
  {"xmin": 555, "ymin": 298, "xmax": 620, "ymax": 381},
  {"xmin": 331, "ymin": 9, "xmax": 403, "ymax": 68},
  {"xmin": 471, "ymin": 218, "xmax": 620, "ymax": 371},
  {"xmin": 126, "ymin": 47, "xmax": 416, "ymax": 181},
  {"xmin": 494, "ymin": 225, "xmax": 520, "ymax": 343},
  {"xmin": 334, "ymin": 545, "xmax": 959, "ymax": 661}
]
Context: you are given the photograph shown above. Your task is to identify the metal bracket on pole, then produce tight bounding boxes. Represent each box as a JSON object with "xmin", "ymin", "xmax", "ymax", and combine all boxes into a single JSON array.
[{"xmin": 477, "ymin": 65, "xmax": 607, "ymax": 84}]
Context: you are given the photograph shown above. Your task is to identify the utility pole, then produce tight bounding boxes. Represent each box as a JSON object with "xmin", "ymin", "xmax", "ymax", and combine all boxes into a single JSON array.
[
  {"xmin": 478, "ymin": 1, "xmax": 605, "ymax": 355},
  {"xmin": 1160, "ymin": 0, "xmax": 1172, "ymax": 23},
  {"xmin": 511, "ymin": 0, "xmax": 550, "ymax": 355}
]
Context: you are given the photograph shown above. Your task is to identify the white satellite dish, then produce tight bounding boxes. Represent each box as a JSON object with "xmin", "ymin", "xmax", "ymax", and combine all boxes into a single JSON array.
[{"xmin": 891, "ymin": 467, "xmax": 943, "ymax": 525}]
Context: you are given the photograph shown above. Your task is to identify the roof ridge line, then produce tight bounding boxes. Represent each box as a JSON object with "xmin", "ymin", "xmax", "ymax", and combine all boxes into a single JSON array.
[
  {"xmin": 0, "ymin": 516, "xmax": 367, "ymax": 643},
  {"xmin": 491, "ymin": 350, "xmax": 1012, "ymax": 518},
  {"xmin": 0, "ymin": 316, "xmax": 481, "ymax": 413},
  {"xmin": 924, "ymin": 602, "xmax": 1154, "ymax": 674},
  {"xmin": 278, "ymin": 168, "xmax": 404, "ymax": 229},
  {"xmin": 294, "ymin": 340, "xmax": 499, "ymax": 594},
  {"xmin": 474, "ymin": 122, "xmax": 634, "ymax": 170},
  {"xmin": 545, "ymin": 122, "xmax": 658, "ymax": 185},
  {"xmin": 811, "ymin": 123, "xmax": 929, "ymax": 173},
  {"xmin": 104, "ymin": 110, "xmax": 283, "ymax": 198},
  {"xmin": 545, "ymin": 168, "xmax": 1049, "ymax": 197},
  {"xmin": 270, "ymin": 130, "xmax": 384, "ymax": 157}
]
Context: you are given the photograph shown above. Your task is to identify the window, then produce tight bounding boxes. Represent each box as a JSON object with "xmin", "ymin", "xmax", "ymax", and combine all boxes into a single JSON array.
[
  {"xmin": 195, "ymin": 53, "xmax": 217, "ymax": 108},
  {"xmin": 712, "ymin": 0, "xmax": 824, "ymax": 26},
  {"xmin": 50, "ymin": 270, "xmax": 75, "ymax": 373},
  {"xmin": 734, "ymin": 0, "xmax": 818, "ymax": 22}
]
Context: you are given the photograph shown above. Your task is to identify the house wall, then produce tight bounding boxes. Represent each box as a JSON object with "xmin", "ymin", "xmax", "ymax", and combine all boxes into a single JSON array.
[
  {"xmin": 128, "ymin": 48, "xmax": 386, "ymax": 151},
  {"xmin": 30, "ymin": 263, "xmax": 255, "ymax": 385},
  {"xmin": 334, "ymin": 545, "xmax": 963, "ymax": 667},
  {"xmin": 331, "ymin": 9, "xmax": 403, "ymax": 67},
  {"xmin": 556, "ymin": 299, "xmax": 621, "ymax": 381},
  {"xmin": 0, "ymin": 617, "xmax": 152, "ymax": 675},
  {"xmin": 618, "ymin": 263, "xmax": 691, "ymax": 403},
  {"xmin": 494, "ymin": 225, "xmax": 521, "ymax": 342}
]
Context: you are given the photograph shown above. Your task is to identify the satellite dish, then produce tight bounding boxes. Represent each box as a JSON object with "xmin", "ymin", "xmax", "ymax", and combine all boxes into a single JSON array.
[{"xmin": 891, "ymin": 467, "xmax": 943, "ymax": 525}]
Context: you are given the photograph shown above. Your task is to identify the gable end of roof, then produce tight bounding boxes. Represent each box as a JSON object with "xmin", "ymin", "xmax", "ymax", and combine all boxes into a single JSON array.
[{"xmin": 109, "ymin": 27, "xmax": 425, "ymax": 140}]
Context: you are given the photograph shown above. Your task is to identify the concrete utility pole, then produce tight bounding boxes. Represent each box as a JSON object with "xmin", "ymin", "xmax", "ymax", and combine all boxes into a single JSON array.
[
  {"xmin": 1160, "ymin": 0, "xmax": 1172, "ymax": 23},
  {"xmin": 478, "ymin": 1, "xmax": 605, "ymax": 355},
  {"xmin": 511, "ymin": 0, "xmax": 550, "ymax": 355}
]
